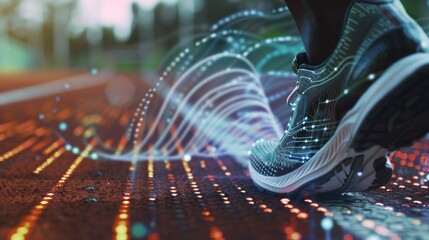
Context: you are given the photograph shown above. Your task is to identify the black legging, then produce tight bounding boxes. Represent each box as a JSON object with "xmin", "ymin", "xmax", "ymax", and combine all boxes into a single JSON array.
[{"xmin": 284, "ymin": 0, "xmax": 360, "ymax": 65}]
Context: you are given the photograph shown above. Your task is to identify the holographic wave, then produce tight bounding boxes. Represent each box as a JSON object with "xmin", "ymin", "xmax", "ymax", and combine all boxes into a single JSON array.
[
  {"xmin": 95, "ymin": 6, "xmax": 304, "ymax": 165},
  {"xmin": 90, "ymin": 5, "xmax": 429, "ymax": 165}
]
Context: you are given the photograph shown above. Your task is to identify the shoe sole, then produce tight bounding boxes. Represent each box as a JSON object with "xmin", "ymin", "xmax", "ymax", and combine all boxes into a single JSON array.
[{"xmin": 250, "ymin": 53, "xmax": 429, "ymax": 196}]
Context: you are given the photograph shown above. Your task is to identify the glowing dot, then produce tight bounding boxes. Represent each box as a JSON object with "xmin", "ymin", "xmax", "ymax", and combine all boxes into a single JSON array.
[
  {"xmin": 17, "ymin": 227, "xmax": 28, "ymax": 235},
  {"xmin": 324, "ymin": 127, "xmax": 328, "ymax": 131},
  {"xmin": 334, "ymin": 67, "xmax": 338, "ymax": 71},
  {"xmin": 91, "ymin": 153, "xmax": 99, "ymax": 160},
  {"xmin": 72, "ymin": 147, "xmax": 80, "ymax": 155},
  {"xmin": 368, "ymin": 74, "xmax": 376, "ymax": 80},
  {"xmin": 321, "ymin": 217, "xmax": 334, "ymax": 231},
  {"xmin": 184, "ymin": 154, "xmax": 192, "ymax": 162},
  {"xmin": 325, "ymin": 100, "xmax": 330, "ymax": 104},
  {"xmin": 131, "ymin": 223, "xmax": 148, "ymax": 238},
  {"xmin": 115, "ymin": 225, "xmax": 127, "ymax": 234},
  {"xmin": 291, "ymin": 232, "xmax": 301, "ymax": 240},
  {"xmin": 357, "ymin": 172, "xmax": 363, "ymax": 177},
  {"xmin": 367, "ymin": 235, "xmax": 382, "ymax": 240},
  {"xmin": 38, "ymin": 114, "xmax": 45, "ymax": 120},
  {"xmin": 65, "ymin": 144, "xmax": 72, "ymax": 151},
  {"xmin": 344, "ymin": 89, "xmax": 349, "ymax": 95},
  {"xmin": 426, "ymin": 174, "xmax": 429, "ymax": 181},
  {"xmin": 59, "ymin": 122, "xmax": 68, "ymax": 131},
  {"xmin": 91, "ymin": 68, "xmax": 99, "ymax": 75}
]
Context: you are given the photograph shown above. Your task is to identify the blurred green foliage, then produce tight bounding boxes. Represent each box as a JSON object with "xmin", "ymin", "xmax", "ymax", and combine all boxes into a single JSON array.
[
  {"xmin": 0, "ymin": 0, "xmax": 427, "ymax": 72},
  {"xmin": 402, "ymin": 0, "xmax": 429, "ymax": 20}
]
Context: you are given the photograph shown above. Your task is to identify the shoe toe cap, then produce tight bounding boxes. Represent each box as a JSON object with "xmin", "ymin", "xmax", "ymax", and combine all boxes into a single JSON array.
[{"xmin": 249, "ymin": 140, "xmax": 278, "ymax": 168}]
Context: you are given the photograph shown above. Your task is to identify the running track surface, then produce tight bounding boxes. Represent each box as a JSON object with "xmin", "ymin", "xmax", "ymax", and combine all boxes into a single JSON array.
[{"xmin": 0, "ymin": 72, "xmax": 428, "ymax": 240}]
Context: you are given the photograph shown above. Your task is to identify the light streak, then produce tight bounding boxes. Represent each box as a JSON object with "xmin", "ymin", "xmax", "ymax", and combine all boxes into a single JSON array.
[
  {"xmin": 113, "ymin": 135, "xmax": 140, "ymax": 240},
  {"xmin": 0, "ymin": 138, "xmax": 37, "ymax": 163},
  {"xmin": 42, "ymin": 140, "xmax": 63, "ymax": 155},
  {"xmin": 8, "ymin": 142, "xmax": 94, "ymax": 240},
  {"xmin": 33, "ymin": 147, "xmax": 66, "ymax": 174},
  {"xmin": 113, "ymin": 180, "xmax": 132, "ymax": 240},
  {"xmin": 0, "ymin": 73, "xmax": 113, "ymax": 106},
  {"xmin": 75, "ymin": 6, "xmax": 297, "ymax": 164}
]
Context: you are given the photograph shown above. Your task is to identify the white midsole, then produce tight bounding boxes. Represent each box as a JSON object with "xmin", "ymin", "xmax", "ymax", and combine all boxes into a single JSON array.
[{"xmin": 250, "ymin": 53, "xmax": 429, "ymax": 193}]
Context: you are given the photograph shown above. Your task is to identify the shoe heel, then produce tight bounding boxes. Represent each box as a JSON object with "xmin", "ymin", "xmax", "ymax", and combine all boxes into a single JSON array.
[
  {"xmin": 366, "ymin": 156, "xmax": 393, "ymax": 191},
  {"xmin": 351, "ymin": 60, "xmax": 429, "ymax": 151}
]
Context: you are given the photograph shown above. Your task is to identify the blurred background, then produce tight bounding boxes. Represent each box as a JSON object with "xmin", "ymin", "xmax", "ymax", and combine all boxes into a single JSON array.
[{"xmin": 0, "ymin": 0, "xmax": 428, "ymax": 73}]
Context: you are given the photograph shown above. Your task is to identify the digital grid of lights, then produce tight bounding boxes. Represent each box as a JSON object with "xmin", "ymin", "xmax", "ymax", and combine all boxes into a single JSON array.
[{"xmin": 2, "ymin": 3, "xmax": 426, "ymax": 240}]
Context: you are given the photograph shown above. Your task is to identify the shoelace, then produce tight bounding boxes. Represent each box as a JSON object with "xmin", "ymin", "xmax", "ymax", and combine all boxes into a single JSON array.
[
  {"xmin": 286, "ymin": 82, "xmax": 299, "ymax": 106},
  {"xmin": 287, "ymin": 55, "xmax": 302, "ymax": 106}
]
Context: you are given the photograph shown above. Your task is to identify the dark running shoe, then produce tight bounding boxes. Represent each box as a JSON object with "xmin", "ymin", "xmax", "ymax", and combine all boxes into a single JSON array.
[{"xmin": 249, "ymin": 0, "xmax": 429, "ymax": 195}]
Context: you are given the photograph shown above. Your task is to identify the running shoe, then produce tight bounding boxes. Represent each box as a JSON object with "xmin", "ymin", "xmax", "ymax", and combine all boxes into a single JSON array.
[{"xmin": 249, "ymin": 0, "xmax": 429, "ymax": 195}]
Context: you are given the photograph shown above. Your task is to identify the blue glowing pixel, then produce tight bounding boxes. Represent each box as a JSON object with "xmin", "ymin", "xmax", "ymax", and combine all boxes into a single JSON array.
[
  {"xmin": 184, "ymin": 154, "xmax": 192, "ymax": 162},
  {"xmin": 367, "ymin": 234, "xmax": 382, "ymax": 240},
  {"xmin": 65, "ymin": 144, "xmax": 72, "ymax": 151},
  {"xmin": 91, "ymin": 153, "xmax": 99, "ymax": 160},
  {"xmin": 59, "ymin": 122, "xmax": 68, "ymax": 131},
  {"xmin": 131, "ymin": 223, "xmax": 148, "ymax": 238},
  {"xmin": 91, "ymin": 68, "xmax": 99, "ymax": 76},
  {"xmin": 321, "ymin": 217, "xmax": 334, "ymax": 231},
  {"xmin": 72, "ymin": 147, "xmax": 80, "ymax": 155}
]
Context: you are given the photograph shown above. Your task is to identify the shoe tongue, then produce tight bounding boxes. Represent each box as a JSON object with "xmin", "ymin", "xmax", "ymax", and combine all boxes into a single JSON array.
[{"xmin": 291, "ymin": 52, "xmax": 309, "ymax": 74}]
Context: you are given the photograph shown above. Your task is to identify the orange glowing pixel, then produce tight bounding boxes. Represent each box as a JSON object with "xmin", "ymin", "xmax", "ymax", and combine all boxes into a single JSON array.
[
  {"xmin": 0, "ymin": 138, "xmax": 36, "ymax": 163},
  {"xmin": 33, "ymin": 147, "xmax": 66, "ymax": 174},
  {"xmin": 42, "ymin": 139, "xmax": 63, "ymax": 155},
  {"xmin": 113, "ymin": 180, "xmax": 132, "ymax": 240},
  {"xmin": 8, "ymin": 143, "xmax": 94, "ymax": 240}
]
